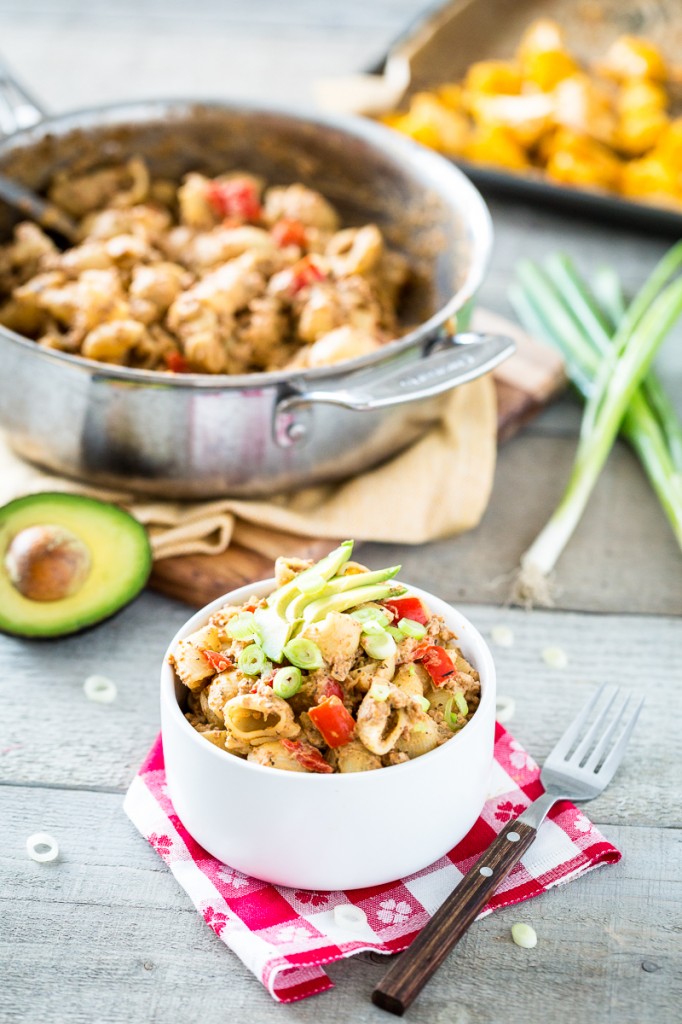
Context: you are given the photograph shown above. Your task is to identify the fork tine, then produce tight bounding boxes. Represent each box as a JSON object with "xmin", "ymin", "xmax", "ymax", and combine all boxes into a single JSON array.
[
  {"xmin": 583, "ymin": 696, "xmax": 628, "ymax": 772},
  {"xmin": 596, "ymin": 697, "xmax": 645, "ymax": 785},
  {"xmin": 570, "ymin": 686, "xmax": 619, "ymax": 765},
  {"xmin": 549, "ymin": 684, "xmax": 607, "ymax": 760}
]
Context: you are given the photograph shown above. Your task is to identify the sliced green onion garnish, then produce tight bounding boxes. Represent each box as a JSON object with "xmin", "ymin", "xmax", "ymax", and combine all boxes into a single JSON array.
[
  {"xmin": 272, "ymin": 665, "xmax": 302, "ymax": 699},
  {"xmin": 350, "ymin": 606, "xmax": 391, "ymax": 626},
  {"xmin": 283, "ymin": 637, "xmax": 323, "ymax": 670},
  {"xmin": 412, "ymin": 722, "xmax": 429, "ymax": 734},
  {"xmin": 417, "ymin": 696, "xmax": 430, "ymax": 712},
  {"xmin": 361, "ymin": 619, "xmax": 389, "ymax": 637},
  {"xmin": 369, "ymin": 682, "xmax": 390, "ymax": 702},
  {"xmin": 444, "ymin": 693, "xmax": 468, "ymax": 730},
  {"xmin": 226, "ymin": 611, "xmax": 259, "ymax": 641},
  {"xmin": 398, "ymin": 617, "xmax": 427, "ymax": 640},
  {"xmin": 454, "ymin": 692, "xmax": 468, "ymax": 716},
  {"xmin": 238, "ymin": 644, "xmax": 268, "ymax": 676},
  {"xmin": 444, "ymin": 697, "xmax": 459, "ymax": 731},
  {"xmin": 386, "ymin": 625, "xmax": 405, "ymax": 642},
  {"xmin": 361, "ymin": 632, "xmax": 397, "ymax": 661}
]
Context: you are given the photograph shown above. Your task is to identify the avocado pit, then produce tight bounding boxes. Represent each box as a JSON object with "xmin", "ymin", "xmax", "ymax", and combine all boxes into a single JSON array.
[{"xmin": 5, "ymin": 524, "xmax": 92, "ymax": 602}]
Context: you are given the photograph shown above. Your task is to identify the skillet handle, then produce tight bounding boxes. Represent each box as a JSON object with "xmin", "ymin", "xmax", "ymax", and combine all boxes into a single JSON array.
[
  {"xmin": 0, "ymin": 55, "xmax": 46, "ymax": 138},
  {"xmin": 273, "ymin": 332, "xmax": 515, "ymax": 447}
]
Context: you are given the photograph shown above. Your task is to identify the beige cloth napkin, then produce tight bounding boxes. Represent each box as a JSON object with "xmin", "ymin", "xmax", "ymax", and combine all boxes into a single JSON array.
[{"xmin": 0, "ymin": 374, "xmax": 496, "ymax": 559}]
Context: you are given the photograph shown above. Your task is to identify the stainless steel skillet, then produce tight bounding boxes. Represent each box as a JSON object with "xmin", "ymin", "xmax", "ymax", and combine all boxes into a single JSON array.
[{"xmin": 0, "ymin": 68, "xmax": 512, "ymax": 498}]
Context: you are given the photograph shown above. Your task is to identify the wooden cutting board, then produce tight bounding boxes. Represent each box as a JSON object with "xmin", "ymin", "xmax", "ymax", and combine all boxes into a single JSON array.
[{"xmin": 149, "ymin": 312, "xmax": 565, "ymax": 608}]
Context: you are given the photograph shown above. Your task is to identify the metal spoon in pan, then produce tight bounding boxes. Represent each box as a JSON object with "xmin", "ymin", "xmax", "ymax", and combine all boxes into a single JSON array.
[{"xmin": 0, "ymin": 172, "xmax": 78, "ymax": 246}]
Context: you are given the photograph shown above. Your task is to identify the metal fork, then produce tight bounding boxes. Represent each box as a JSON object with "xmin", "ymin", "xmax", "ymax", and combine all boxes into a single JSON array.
[{"xmin": 372, "ymin": 685, "xmax": 644, "ymax": 1016}]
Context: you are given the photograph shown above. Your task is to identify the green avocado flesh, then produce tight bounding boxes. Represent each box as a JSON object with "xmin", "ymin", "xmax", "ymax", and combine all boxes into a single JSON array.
[{"xmin": 0, "ymin": 492, "xmax": 152, "ymax": 638}]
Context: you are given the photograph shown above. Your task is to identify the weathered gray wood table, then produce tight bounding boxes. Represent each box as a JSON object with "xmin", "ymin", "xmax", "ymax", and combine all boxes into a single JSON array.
[{"xmin": 0, "ymin": 3, "xmax": 680, "ymax": 1022}]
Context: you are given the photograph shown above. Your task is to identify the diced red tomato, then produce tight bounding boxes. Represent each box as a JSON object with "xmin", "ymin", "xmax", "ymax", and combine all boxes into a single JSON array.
[
  {"xmin": 412, "ymin": 643, "xmax": 457, "ymax": 686},
  {"xmin": 288, "ymin": 255, "xmax": 326, "ymax": 295},
  {"xmin": 164, "ymin": 351, "xmax": 189, "ymax": 373},
  {"xmin": 383, "ymin": 596, "xmax": 429, "ymax": 625},
  {"xmin": 271, "ymin": 218, "xmax": 307, "ymax": 248},
  {"xmin": 321, "ymin": 679, "xmax": 344, "ymax": 701},
  {"xmin": 206, "ymin": 178, "xmax": 262, "ymax": 221},
  {"xmin": 308, "ymin": 696, "xmax": 356, "ymax": 748},
  {"xmin": 281, "ymin": 739, "xmax": 334, "ymax": 773},
  {"xmin": 200, "ymin": 649, "xmax": 233, "ymax": 673}
]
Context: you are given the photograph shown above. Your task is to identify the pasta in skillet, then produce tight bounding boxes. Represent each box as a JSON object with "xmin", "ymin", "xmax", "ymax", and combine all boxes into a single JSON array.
[
  {"xmin": 0, "ymin": 161, "xmax": 410, "ymax": 374},
  {"xmin": 169, "ymin": 544, "xmax": 481, "ymax": 774}
]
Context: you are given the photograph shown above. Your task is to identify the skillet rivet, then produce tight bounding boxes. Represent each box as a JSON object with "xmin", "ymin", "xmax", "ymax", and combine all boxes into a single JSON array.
[{"xmin": 287, "ymin": 422, "xmax": 307, "ymax": 442}]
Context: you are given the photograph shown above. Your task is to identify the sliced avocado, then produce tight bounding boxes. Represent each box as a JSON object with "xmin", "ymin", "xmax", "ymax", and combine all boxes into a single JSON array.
[
  {"xmin": 267, "ymin": 540, "xmax": 354, "ymax": 618},
  {"xmin": 300, "ymin": 582, "xmax": 407, "ymax": 624},
  {"xmin": 0, "ymin": 492, "xmax": 152, "ymax": 638},
  {"xmin": 284, "ymin": 565, "xmax": 401, "ymax": 622}
]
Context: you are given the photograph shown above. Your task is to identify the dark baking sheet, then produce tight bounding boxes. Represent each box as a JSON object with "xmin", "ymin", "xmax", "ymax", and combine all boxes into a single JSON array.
[{"xmin": 371, "ymin": 0, "xmax": 682, "ymax": 235}]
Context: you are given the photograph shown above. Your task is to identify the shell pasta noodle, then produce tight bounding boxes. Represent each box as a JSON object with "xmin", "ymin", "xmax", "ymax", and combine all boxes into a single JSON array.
[
  {"xmin": 169, "ymin": 542, "xmax": 481, "ymax": 774},
  {"xmin": 383, "ymin": 19, "xmax": 682, "ymax": 210},
  {"xmin": 0, "ymin": 164, "xmax": 410, "ymax": 373}
]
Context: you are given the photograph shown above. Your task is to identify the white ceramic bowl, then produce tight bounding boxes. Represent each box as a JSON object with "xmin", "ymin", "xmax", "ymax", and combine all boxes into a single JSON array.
[{"xmin": 160, "ymin": 580, "xmax": 496, "ymax": 890}]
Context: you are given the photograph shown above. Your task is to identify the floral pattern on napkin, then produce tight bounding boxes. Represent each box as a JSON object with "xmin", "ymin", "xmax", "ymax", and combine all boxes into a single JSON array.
[{"xmin": 123, "ymin": 723, "xmax": 620, "ymax": 1002}]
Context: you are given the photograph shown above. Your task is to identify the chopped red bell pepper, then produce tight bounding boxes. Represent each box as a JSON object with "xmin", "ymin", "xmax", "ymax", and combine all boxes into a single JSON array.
[
  {"xmin": 288, "ymin": 255, "xmax": 326, "ymax": 295},
  {"xmin": 308, "ymin": 696, "xmax": 356, "ymax": 748},
  {"xmin": 281, "ymin": 739, "xmax": 334, "ymax": 773},
  {"xmin": 383, "ymin": 596, "xmax": 429, "ymax": 625},
  {"xmin": 412, "ymin": 643, "xmax": 457, "ymax": 686},
  {"xmin": 271, "ymin": 218, "xmax": 307, "ymax": 248},
  {"xmin": 321, "ymin": 678, "xmax": 344, "ymax": 701},
  {"xmin": 164, "ymin": 351, "xmax": 189, "ymax": 373},
  {"xmin": 200, "ymin": 649, "xmax": 233, "ymax": 673},
  {"xmin": 206, "ymin": 178, "xmax": 262, "ymax": 221}
]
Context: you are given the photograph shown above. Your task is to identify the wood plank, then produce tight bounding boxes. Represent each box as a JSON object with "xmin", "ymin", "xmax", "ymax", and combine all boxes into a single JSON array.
[
  {"xmin": 150, "ymin": 533, "xmax": 335, "ymax": 608},
  {"xmin": 1, "ymin": 595, "xmax": 679, "ymax": 830},
  {"xmin": 1, "ymin": 785, "xmax": 678, "ymax": 1024}
]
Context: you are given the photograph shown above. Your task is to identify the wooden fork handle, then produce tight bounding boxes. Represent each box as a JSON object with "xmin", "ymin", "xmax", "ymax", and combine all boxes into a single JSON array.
[{"xmin": 372, "ymin": 819, "xmax": 537, "ymax": 1016}]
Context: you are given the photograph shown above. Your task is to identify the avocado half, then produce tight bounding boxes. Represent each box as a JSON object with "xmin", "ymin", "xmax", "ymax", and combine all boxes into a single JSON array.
[{"xmin": 0, "ymin": 492, "xmax": 152, "ymax": 638}]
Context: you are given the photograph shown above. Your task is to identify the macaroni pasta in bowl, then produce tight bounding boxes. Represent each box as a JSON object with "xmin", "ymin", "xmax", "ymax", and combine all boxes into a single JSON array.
[
  {"xmin": 0, "ymin": 161, "xmax": 410, "ymax": 374},
  {"xmin": 169, "ymin": 543, "xmax": 481, "ymax": 774}
]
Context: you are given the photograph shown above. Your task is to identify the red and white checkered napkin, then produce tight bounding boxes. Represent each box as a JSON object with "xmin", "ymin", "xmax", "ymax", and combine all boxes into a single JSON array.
[{"xmin": 123, "ymin": 724, "xmax": 620, "ymax": 1003}]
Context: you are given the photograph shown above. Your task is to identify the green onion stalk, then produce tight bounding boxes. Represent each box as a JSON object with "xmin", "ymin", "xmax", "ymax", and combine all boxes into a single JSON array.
[{"xmin": 509, "ymin": 245, "xmax": 682, "ymax": 605}]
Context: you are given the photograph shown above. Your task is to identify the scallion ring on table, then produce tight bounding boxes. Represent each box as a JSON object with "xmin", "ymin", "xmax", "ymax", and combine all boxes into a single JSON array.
[
  {"xmin": 496, "ymin": 695, "xmax": 516, "ymax": 723},
  {"xmin": 272, "ymin": 665, "xmax": 302, "ymax": 699},
  {"xmin": 26, "ymin": 832, "xmax": 59, "ymax": 863},
  {"xmin": 361, "ymin": 631, "xmax": 397, "ymax": 661},
  {"xmin": 83, "ymin": 675, "xmax": 117, "ymax": 703},
  {"xmin": 397, "ymin": 617, "xmax": 427, "ymax": 639},
  {"xmin": 238, "ymin": 644, "xmax": 268, "ymax": 676},
  {"xmin": 282, "ymin": 637, "xmax": 323, "ymax": 670},
  {"xmin": 511, "ymin": 923, "xmax": 538, "ymax": 949}
]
